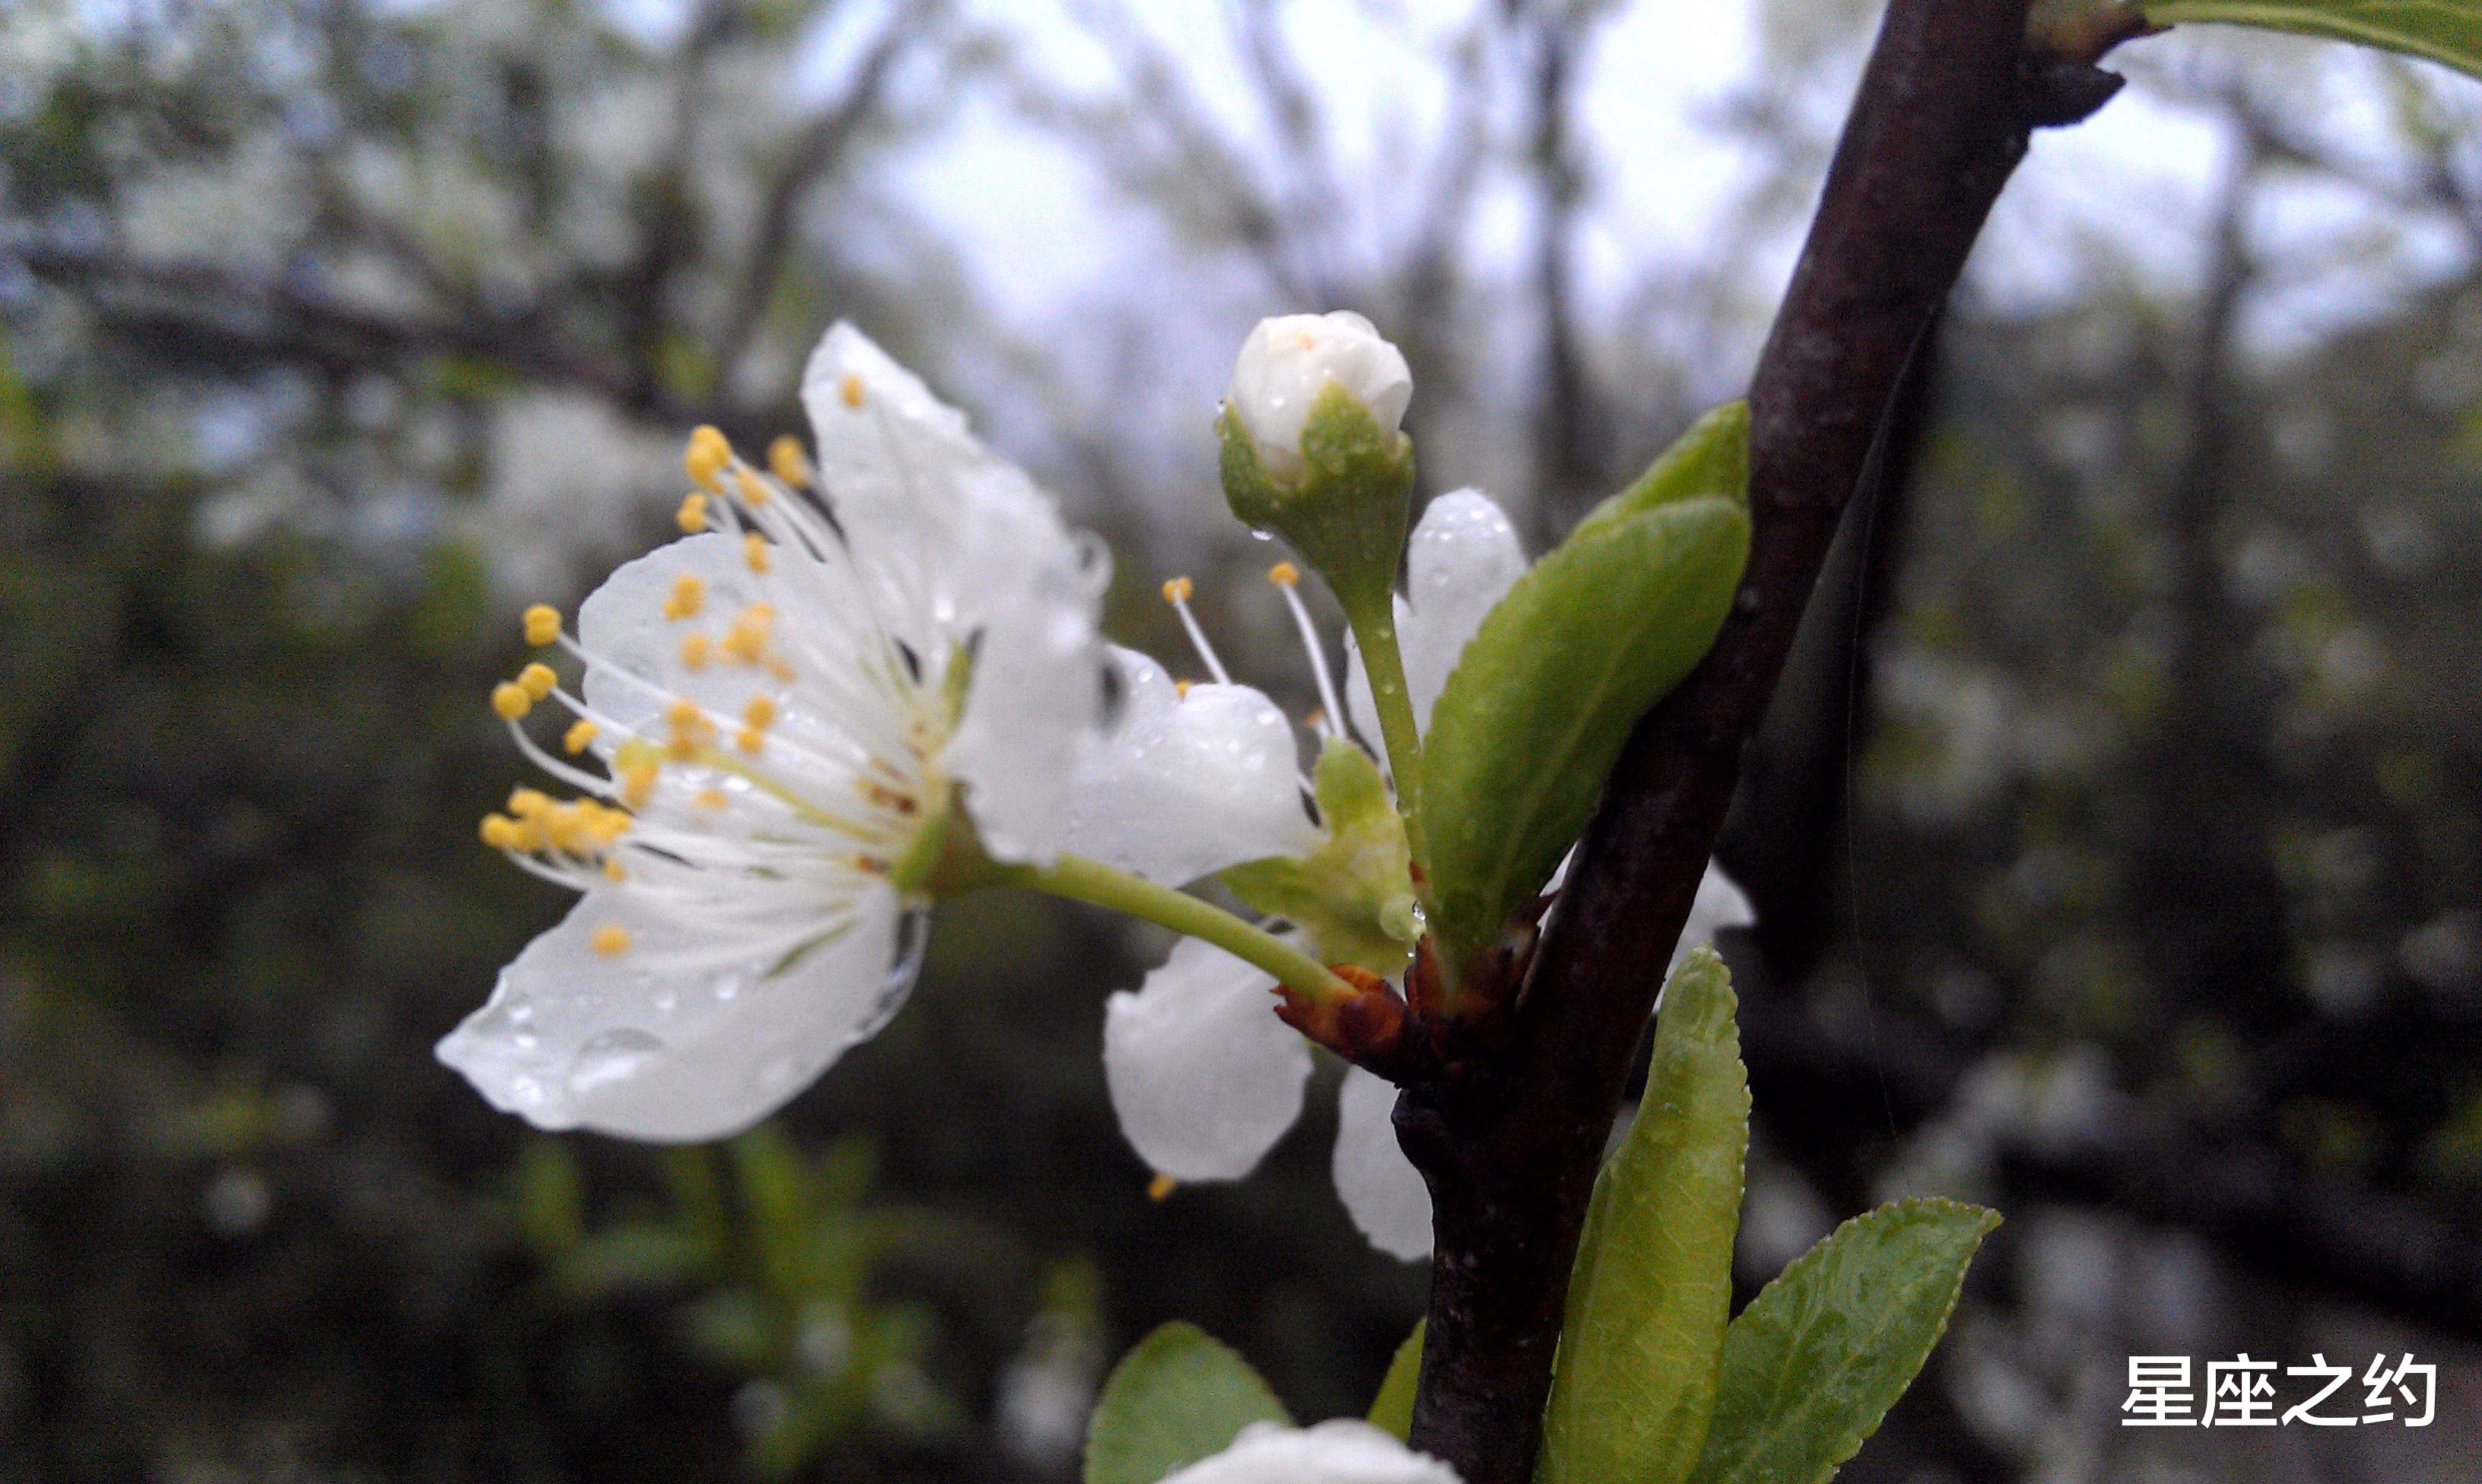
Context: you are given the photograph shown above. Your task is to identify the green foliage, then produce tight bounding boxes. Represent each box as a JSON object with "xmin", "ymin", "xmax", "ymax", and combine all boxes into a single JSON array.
[
  {"xmin": 1688, "ymin": 1200, "xmax": 2000, "ymax": 1484},
  {"xmin": 513, "ymin": 1130, "xmax": 955, "ymax": 1477},
  {"xmin": 1366, "ymin": 1321, "xmax": 1424, "ymax": 1441},
  {"xmin": 1417, "ymin": 404, "xmax": 1751, "ymax": 975},
  {"xmin": 1220, "ymin": 737, "xmax": 1420, "ymax": 975},
  {"xmin": 1539, "ymin": 948, "xmax": 1748, "ymax": 1484},
  {"xmin": 2144, "ymin": 0, "xmax": 2482, "ymax": 78},
  {"xmin": 1084, "ymin": 1323, "xmax": 1292, "ymax": 1484}
]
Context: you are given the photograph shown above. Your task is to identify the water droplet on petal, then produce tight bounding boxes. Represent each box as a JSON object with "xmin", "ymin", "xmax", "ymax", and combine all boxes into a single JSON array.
[{"xmin": 568, "ymin": 1028, "xmax": 665, "ymax": 1097}]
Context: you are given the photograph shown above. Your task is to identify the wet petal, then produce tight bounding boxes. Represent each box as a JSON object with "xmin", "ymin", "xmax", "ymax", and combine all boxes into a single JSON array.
[
  {"xmin": 1333, "ymin": 1065, "xmax": 1432, "ymax": 1260},
  {"xmin": 1103, "ymin": 935, "xmax": 1312, "ymax": 1182},
  {"xmin": 1066, "ymin": 646, "xmax": 1320, "ymax": 885},
  {"xmin": 1164, "ymin": 1420, "xmax": 1461, "ymax": 1484},
  {"xmin": 799, "ymin": 322, "xmax": 1106, "ymax": 862},
  {"xmin": 1347, "ymin": 489, "xmax": 1528, "ymax": 743},
  {"xmin": 436, "ymin": 885, "xmax": 910, "ymax": 1142}
]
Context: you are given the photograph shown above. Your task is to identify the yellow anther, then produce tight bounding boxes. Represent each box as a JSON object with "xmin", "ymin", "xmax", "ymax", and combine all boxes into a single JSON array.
[
  {"xmin": 694, "ymin": 787, "xmax": 728, "ymax": 810},
  {"xmin": 563, "ymin": 719, "xmax": 600, "ymax": 755},
  {"xmin": 665, "ymin": 699, "xmax": 706, "ymax": 734},
  {"xmin": 1268, "ymin": 560, "xmax": 1300, "ymax": 587},
  {"xmin": 685, "ymin": 425, "xmax": 731, "ymax": 490},
  {"xmin": 1174, "ymin": 679, "xmax": 1193, "ymax": 698},
  {"xmin": 839, "ymin": 372, "xmax": 865, "ymax": 408},
  {"xmin": 669, "ymin": 573, "xmax": 706, "ymax": 619},
  {"xmin": 1161, "ymin": 576, "xmax": 1195, "ymax": 604},
  {"xmin": 584, "ymin": 803, "xmax": 631, "ymax": 845},
  {"xmin": 590, "ymin": 924, "xmax": 632, "ymax": 956},
  {"xmin": 744, "ymin": 531, "xmax": 771, "ymax": 573},
  {"xmin": 478, "ymin": 813, "xmax": 521, "ymax": 850},
  {"xmin": 1147, "ymin": 1172, "xmax": 1178, "ymax": 1202},
  {"xmin": 743, "ymin": 695, "xmax": 777, "ymax": 730},
  {"xmin": 679, "ymin": 632, "xmax": 712, "ymax": 670},
  {"xmin": 522, "ymin": 604, "xmax": 562, "ymax": 647},
  {"xmin": 768, "ymin": 435, "xmax": 811, "ymax": 488},
  {"xmin": 518, "ymin": 661, "xmax": 557, "ymax": 702},
  {"xmin": 602, "ymin": 858, "xmax": 627, "ymax": 882},
  {"xmin": 1306, "ymin": 706, "xmax": 1326, "ymax": 732},
  {"xmin": 766, "ymin": 656, "xmax": 797, "ymax": 683},
  {"xmin": 722, "ymin": 604, "xmax": 775, "ymax": 664},
  {"xmin": 734, "ymin": 467, "xmax": 773, "ymax": 507},
  {"xmin": 491, "ymin": 682, "xmax": 533, "ymax": 721},
  {"xmin": 735, "ymin": 727, "xmax": 766, "ymax": 755},
  {"xmin": 545, "ymin": 805, "xmax": 591, "ymax": 854},
  {"xmin": 508, "ymin": 787, "xmax": 552, "ymax": 817},
  {"xmin": 620, "ymin": 761, "xmax": 659, "ymax": 809},
  {"xmin": 676, "ymin": 490, "xmax": 710, "ymax": 534}
]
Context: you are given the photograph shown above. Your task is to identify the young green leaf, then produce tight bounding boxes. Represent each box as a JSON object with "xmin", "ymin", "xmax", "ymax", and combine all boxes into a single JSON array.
[
  {"xmin": 1416, "ymin": 407, "xmax": 1750, "ymax": 975},
  {"xmin": 1538, "ymin": 947, "xmax": 1749, "ymax": 1484},
  {"xmin": 2144, "ymin": 0, "xmax": 2482, "ymax": 78},
  {"xmin": 1084, "ymin": 1322, "xmax": 1293, "ymax": 1484},
  {"xmin": 1688, "ymin": 1200, "xmax": 2001, "ymax": 1484},
  {"xmin": 1366, "ymin": 1321, "xmax": 1425, "ymax": 1441}
]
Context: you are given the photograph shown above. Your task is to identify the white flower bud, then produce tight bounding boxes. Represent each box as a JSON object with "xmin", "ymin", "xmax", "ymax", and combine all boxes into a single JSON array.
[
  {"xmin": 1162, "ymin": 1421, "xmax": 1462, "ymax": 1484},
  {"xmin": 1227, "ymin": 312, "xmax": 1413, "ymax": 471}
]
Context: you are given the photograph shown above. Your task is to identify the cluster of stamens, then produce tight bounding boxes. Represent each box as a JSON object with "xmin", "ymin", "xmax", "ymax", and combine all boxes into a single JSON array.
[
  {"xmin": 476, "ymin": 389, "xmax": 938, "ymax": 962},
  {"xmin": 1158, "ymin": 560, "xmax": 1353, "ymax": 766}
]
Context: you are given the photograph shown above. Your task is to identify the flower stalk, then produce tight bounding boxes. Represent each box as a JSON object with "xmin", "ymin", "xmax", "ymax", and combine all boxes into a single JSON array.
[{"xmin": 1008, "ymin": 853, "xmax": 1357, "ymax": 1010}]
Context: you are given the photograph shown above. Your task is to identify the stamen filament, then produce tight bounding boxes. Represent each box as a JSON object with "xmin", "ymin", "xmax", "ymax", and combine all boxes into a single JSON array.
[
  {"xmin": 1271, "ymin": 568, "xmax": 1347, "ymax": 742},
  {"xmin": 1160, "ymin": 578, "xmax": 1233, "ymax": 686}
]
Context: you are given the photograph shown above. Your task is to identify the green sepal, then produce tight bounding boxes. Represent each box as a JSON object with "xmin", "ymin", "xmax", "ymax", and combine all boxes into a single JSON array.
[
  {"xmin": 1084, "ymin": 1322, "xmax": 1292, "ymax": 1484},
  {"xmin": 1687, "ymin": 1199, "xmax": 2001, "ymax": 1484},
  {"xmin": 1415, "ymin": 406, "xmax": 1750, "ymax": 978},
  {"xmin": 1538, "ymin": 947, "xmax": 1748, "ymax": 1484},
  {"xmin": 1220, "ymin": 737, "xmax": 1420, "ymax": 976},
  {"xmin": 2141, "ymin": 0, "xmax": 2482, "ymax": 80},
  {"xmin": 1217, "ymin": 382, "xmax": 1414, "ymax": 621},
  {"xmin": 1366, "ymin": 1321, "xmax": 1424, "ymax": 1441}
]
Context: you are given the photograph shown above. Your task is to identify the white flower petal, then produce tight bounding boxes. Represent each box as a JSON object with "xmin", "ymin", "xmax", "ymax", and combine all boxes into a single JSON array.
[
  {"xmin": 1333, "ymin": 1065, "xmax": 1432, "ymax": 1260},
  {"xmin": 436, "ymin": 884, "xmax": 909, "ymax": 1142},
  {"xmin": 1065, "ymin": 646, "xmax": 1320, "ymax": 885},
  {"xmin": 1103, "ymin": 935, "xmax": 1312, "ymax": 1182},
  {"xmin": 1347, "ymin": 489, "xmax": 1528, "ymax": 744},
  {"xmin": 1227, "ymin": 312, "xmax": 1414, "ymax": 461},
  {"xmin": 798, "ymin": 322, "xmax": 1106, "ymax": 862},
  {"xmin": 1672, "ymin": 861, "xmax": 1756, "ymax": 976},
  {"xmin": 577, "ymin": 531, "xmax": 795, "ymax": 737},
  {"xmin": 1163, "ymin": 1420, "xmax": 1460, "ymax": 1484}
]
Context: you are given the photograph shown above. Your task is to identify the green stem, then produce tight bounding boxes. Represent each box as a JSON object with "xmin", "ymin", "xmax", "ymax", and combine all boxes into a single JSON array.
[
  {"xmin": 1006, "ymin": 853, "xmax": 1354, "ymax": 1007},
  {"xmin": 1346, "ymin": 604, "xmax": 1424, "ymax": 826}
]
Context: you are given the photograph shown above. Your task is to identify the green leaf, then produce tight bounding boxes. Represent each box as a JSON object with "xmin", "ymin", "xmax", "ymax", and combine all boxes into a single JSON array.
[
  {"xmin": 2143, "ymin": 0, "xmax": 2482, "ymax": 78},
  {"xmin": 1416, "ymin": 405, "xmax": 1750, "ymax": 974},
  {"xmin": 1084, "ymin": 1322, "xmax": 1292, "ymax": 1484},
  {"xmin": 1688, "ymin": 1200, "xmax": 2001, "ymax": 1484},
  {"xmin": 1538, "ymin": 948, "xmax": 1749, "ymax": 1484},
  {"xmin": 1220, "ymin": 737, "xmax": 1420, "ymax": 975},
  {"xmin": 1366, "ymin": 1321, "xmax": 1424, "ymax": 1441}
]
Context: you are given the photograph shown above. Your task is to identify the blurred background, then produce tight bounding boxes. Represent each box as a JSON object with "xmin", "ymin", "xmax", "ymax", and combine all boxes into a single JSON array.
[{"xmin": 2, "ymin": 0, "xmax": 2478, "ymax": 1479}]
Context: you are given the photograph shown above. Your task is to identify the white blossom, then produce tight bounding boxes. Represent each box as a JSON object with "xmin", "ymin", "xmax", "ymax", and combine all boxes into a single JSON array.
[
  {"xmin": 1226, "ymin": 312, "xmax": 1414, "ymax": 472},
  {"xmin": 1078, "ymin": 489, "xmax": 1753, "ymax": 1259},
  {"xmin": 437, "ymin": 324, "xmax": 1109, "ymax": 1140},
  {"xmin": 1160, "ymin": 1421, "xmax": 1461, "ymax": 1484}
]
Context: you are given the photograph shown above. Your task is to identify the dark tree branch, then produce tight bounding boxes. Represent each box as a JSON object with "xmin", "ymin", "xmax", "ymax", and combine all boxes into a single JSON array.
[
  {"xmin": 1396, "ymin": 4, "xmax": 2127, "ymax": 1479},
  {"xmin": 708, "ymin": 9, "xmax": 919, "ymax": 379}
]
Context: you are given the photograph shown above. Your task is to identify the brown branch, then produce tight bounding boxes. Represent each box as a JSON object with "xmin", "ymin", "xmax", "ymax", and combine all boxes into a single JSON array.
[
  {"xmin": 707, "ymin": 9, "xmax": 919, "ymax": 379},
  {"xmin": 1395, "ymin": 3, "xmax": 2128, "ymax": 1480}
]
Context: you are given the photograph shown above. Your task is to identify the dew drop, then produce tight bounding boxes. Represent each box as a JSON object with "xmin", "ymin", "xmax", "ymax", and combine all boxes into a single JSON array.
[{"xmin": 567, "ymin": 1028, "xmax": 665, "ymax": 1096}]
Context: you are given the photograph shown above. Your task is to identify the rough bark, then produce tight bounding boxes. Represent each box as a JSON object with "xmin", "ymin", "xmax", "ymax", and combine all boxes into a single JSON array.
[{"xmin": 1397, "ymin": 5, "xmax": 2126, "ymax": 1479}]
